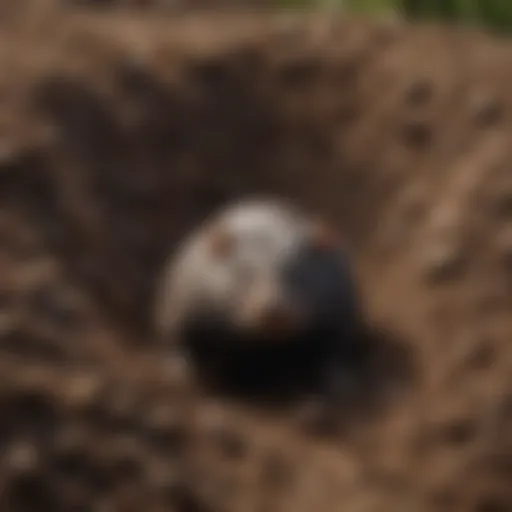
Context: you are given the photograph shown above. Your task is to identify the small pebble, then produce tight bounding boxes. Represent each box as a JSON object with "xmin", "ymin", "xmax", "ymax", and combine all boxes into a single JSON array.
[
  {"xmin": 4, "ymin": 440, "xmax": 39, "ymax": 475},
  {"xmin": 63, "ymin": 373, "xmax": 104, "ymax": 410},
  {"xmin": 195, "ymin": 402, "xmax": 226, "ymax": 435},
  {"xmin": 422, "ymin": 238, "xmax": 466, "ymax": 283},
  {"xmin": 161, "ymin": 351, "xmax": 191, "ymax": 384}
]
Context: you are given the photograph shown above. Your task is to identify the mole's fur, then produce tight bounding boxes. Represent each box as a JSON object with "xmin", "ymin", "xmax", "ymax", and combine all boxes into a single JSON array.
[{"xmin": 154, "ymin": 197, "xmax": 364, "ymax": 398}]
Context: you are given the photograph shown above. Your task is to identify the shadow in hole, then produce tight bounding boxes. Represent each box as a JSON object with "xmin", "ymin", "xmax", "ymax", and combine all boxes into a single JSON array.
[
  {"xmin": 32, "ymin": 55, "xmax": 291, "ymax": 338},
  {"xmin": 342, "ymin": 324, "xmax": 418, "ymax": 419},
  {"xmin": 175, "ymin": 316, "xmax": 418, "ymax": 425}
]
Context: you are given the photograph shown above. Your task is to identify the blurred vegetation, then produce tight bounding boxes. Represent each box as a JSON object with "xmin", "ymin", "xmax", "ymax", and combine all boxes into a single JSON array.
[
  {"xmin": 282, "ymin": 0, "xmax": 512, "ymax": 35},
  {"xmin": 401, "ymin": 0, "xmax": 512, "ymax": 33}
]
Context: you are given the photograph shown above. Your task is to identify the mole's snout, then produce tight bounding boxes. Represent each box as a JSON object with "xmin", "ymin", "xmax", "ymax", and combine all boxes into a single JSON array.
[
  {"xmin": 258, "ymin": 301, "xmax": 300, "ymax": 336},
  {"xmin": 237, "ymin": 281, "xmax": 303, "ymax": 339}
]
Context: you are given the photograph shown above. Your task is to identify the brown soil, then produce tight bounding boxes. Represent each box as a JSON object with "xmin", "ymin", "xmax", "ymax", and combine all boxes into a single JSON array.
[{"xmin": 1, "ymin": 3, "xmax": 512, "ymax": 512}]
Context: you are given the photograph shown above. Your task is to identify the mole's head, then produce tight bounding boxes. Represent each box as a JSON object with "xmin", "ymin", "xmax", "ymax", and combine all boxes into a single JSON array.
[{"xmin": 200, "ymin": 199, "xmax": 356, "ymax": 343}]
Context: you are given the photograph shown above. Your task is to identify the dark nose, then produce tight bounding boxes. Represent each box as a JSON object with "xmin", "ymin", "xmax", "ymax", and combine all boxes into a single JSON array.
[{"xmin": 259, "ymin": 302, "xmax": 298, "ymax": 336}]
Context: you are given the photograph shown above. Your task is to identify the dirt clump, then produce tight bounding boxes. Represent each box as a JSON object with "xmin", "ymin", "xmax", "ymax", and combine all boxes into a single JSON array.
[{"xmin": 0, "ymin": 7, "xmax": 512, "ymax": 512}]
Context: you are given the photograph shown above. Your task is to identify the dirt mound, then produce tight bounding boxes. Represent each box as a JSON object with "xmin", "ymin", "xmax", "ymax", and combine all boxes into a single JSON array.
[{"xmin": 1, "ymin": 8, "xmax": 512, "ymax": 512}]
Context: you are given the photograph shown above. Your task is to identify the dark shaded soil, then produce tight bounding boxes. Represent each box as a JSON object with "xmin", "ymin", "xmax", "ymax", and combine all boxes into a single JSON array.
[{"xmin": 0, "ymin": 4, "xmax": 512, "ymax": 512}]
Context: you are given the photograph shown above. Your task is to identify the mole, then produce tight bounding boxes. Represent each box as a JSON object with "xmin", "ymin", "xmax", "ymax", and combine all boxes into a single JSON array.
[{"xmin": 153, "ymin": 197, "xmax": 366, "ymax": 404}]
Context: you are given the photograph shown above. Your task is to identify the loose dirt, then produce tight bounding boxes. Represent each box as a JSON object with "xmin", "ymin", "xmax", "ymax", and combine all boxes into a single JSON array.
[{"xmin": 0, "ymin": 4, "xmax": 512, "ymax": 512}]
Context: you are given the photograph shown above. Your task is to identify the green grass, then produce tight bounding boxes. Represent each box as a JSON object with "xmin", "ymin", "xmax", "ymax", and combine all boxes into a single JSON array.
[
  {"xmin": 274, "ymin": 0, "xmax": 512, "ymax": 35},
  {"xmin": 401, "ymin": 0, "xmax": 512, "ymax": 33},
  {"xmin": 273, "ymin": 0, "xmax": 395, "ymax": 13},
  {"xmin": 342, "ymin": 0, "xmax": 396, "ymax": 14}
]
